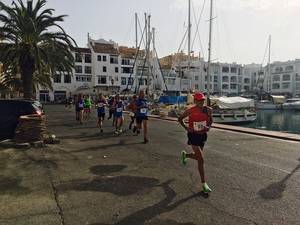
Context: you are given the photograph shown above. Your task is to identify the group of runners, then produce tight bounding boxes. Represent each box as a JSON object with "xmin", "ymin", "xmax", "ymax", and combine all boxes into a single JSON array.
[
  {"xmin": 73, "ymin": 90, "xmax": 213, "ymax": 193},
  {"xmin": 74, "ymin": 90, "xmax": 149, "ymax": 143}
]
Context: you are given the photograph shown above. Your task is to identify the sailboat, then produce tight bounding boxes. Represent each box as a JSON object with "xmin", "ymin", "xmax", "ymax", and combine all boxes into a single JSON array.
[{"xmin": 204, "ymin": 0, "xmax": 257, "ymax": 124}]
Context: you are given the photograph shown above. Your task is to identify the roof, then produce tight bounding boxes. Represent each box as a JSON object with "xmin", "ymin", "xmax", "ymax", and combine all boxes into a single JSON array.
[
  {"xmin": 73, "ymin": 47, "xmax": 91, "ymax": 54},
  {"xmin": 91, "ymin": 42, "xmax": 119, "ymax": 55},
  {"xmin": 119, "ymin": 46, "xmax": 137, "ymax": 59}
]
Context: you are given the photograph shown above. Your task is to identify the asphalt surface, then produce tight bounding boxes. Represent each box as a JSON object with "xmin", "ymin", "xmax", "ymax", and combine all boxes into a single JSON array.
[{"xmin": 0, "ymin": 105, "xmax": 299, "ymax": 225}]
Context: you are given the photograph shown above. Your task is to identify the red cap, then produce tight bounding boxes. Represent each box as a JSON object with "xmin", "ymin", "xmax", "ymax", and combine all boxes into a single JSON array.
[{"xmin": 193, "ymin": 92, "xmax": 206, "ymax": 101}]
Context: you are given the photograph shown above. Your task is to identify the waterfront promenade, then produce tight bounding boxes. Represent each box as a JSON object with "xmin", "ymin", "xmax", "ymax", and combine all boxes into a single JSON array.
[{"xmin": 0, "ymin": 105, "xmax": 299, "ymax": 225}]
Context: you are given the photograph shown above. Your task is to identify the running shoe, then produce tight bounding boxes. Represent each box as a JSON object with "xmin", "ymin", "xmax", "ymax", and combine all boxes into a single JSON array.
[
  {"xmin": 181, "ymin": 151, "xmax": 187, "ymax": 166},
  {"xmin": 202, "ymin": 183, "xmax": 212, "ymax": 193}
]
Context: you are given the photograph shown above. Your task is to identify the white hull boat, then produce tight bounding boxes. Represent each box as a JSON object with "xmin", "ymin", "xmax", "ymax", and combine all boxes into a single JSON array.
[
  {"xmin": 282, "ymin": 99, "xmax": 300, "ymax": 110},
  {"xmin": 211, "ymin": 97, "xmax": 257, "ymax": 124}
]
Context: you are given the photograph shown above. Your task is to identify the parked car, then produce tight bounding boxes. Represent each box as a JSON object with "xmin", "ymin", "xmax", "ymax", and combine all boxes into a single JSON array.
[{"xmin": 0, "ymin": 99, "xmax": 43, "ymax": 139}]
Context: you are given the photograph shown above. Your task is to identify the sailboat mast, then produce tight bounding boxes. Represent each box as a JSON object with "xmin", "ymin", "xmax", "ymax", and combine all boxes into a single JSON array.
[
  {"xmin": 188, "ymin": 0, "xmax": 191, "ymax": 71},
  {"xmin": 207, "ymin": 0, "xmax": 213, "ymax": 105},
  {"xmin": 268, "ymin": 35, "xmax": 271, "ymax": 93},
  {"xmin": 135, "ymin": 13, "xmax": 138, "ymax": 49},
  {"xmin": 147, "ymin": 14, "xmax": 151, "ymax": 96}
]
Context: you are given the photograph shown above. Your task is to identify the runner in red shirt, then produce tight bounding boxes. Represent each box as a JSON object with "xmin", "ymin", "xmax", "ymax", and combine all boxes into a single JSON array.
[{"xmin": 178, "ymin": 92, "xmax": 213, "ymax": 194}]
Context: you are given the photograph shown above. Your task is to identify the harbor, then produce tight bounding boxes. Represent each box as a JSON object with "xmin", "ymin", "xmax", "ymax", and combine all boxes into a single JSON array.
[{"xmin": 241, "ymin": 109, "xmax": 300, "ymax": 134}]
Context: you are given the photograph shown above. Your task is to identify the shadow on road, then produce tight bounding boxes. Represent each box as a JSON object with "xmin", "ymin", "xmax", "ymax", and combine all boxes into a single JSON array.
[
  {"xmin": 0, "ymin": 175, "xmax": 31, "ymax": 196},
  {"xmin": 89, "ymin": 180, "xmax": 199, "ymax": 225},
  {"xmin": 57, "ymin": 175, "xmax": 160, "ymax": 196},
  {"xmin": 258, "ymin": 158, "xmax": 300, "ymax": 200},
  {"xmin": 90, "ymin": 165, "xmax": 127, "ymax": 175}
]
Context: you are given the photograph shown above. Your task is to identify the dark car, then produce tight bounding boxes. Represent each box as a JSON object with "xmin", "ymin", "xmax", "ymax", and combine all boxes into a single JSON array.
[{"xmin": 0, "ymin": 99, "xmax": 43, "ymax": 139}]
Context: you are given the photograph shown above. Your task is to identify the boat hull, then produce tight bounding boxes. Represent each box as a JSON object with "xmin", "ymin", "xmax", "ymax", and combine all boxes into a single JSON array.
[{"xmin": 213, "ymin": 112, "xmax": 257, "ymax": 124}]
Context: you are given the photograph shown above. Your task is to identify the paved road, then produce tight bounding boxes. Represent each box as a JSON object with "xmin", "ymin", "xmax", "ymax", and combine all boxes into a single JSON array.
[{"xmin": 0, "ymin": 105, "xmax": 299, "ymax": 225}]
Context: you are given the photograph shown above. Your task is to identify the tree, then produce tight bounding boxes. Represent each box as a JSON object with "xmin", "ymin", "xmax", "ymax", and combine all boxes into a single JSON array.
[{"xmin": 0, "ymin": 0, "xmax": 75, "ymax": 98}]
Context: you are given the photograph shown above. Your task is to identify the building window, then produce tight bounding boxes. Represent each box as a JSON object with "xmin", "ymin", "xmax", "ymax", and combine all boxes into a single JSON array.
[
  {"xmin": 282, "ymin": 82, "xmax": 290, "ymax": 89},
  {"xmin": 75, "ymin": 75, "xmax": 92, "ymax": 82},
  {"xmin": 222, "ymin": 76, "xmax": 229, "ymax": 82},
  {"xmin": 244, "ymin": 78, "xmax": 250, "ymax": 84},
  {"xmin": 296, "ymin": 73, "xmax": 300, "ymax": 81},
  {"xmin": 222, "ymin": 67, "xmax": 229, "ymax": 73},
  {"xmin": 296, "ymin": 82, "xmax": 300, "ymax": 90},
  {"xmin": 121, "ymin": 67, "xmax": 133, "ymax": 74},
  {"xmin": 53, "ymin": 74, "xmax": 61, "ymax": 83},
  {"xmin": 103, "ymin": 55, "xmax": 107, "ymax": 62},
  {"xmin": 97, "ymin": 55, "xmax": 102, "ymax": 61},
  {"xmin": 230, "ymin": 67, "xmax": 237, "ymax": 73},
  {"xmin": 285, "ymin": 65, "xmax": 293, "ymax": 71},
  {"xmin": 214, "ymin": 76, "xmax": 218, "ymax": 82},
  {"xmin": 282, "ymin": 74, "xmax": 290, "ymax": 81},
  {"xmin": 75, "ymin": 66, "xmax": 82, "ymax": 73},
  {"xmin": 98, "ymin": 76, "xmax": 107, "ymax": 84},
  {"xmin": 222, "ymin": 84, "xmax": 229, "ymax": 89},
  {"xmin": 85, "ymin": 66, "xmax": 92, "ymax": 74},
  {"xmin": 168, "ymin": 78, "xmax": 175, "ymax": 85},
  {"xmin": 103, "ymin": 66, "xmax": 107, "ymax": 72},
  {"xmin": 273, "ymin": 75, "xmax": 280, "ymax": 82},
  {"xmin": 195, "ymin": 76, "xmax": 199, "ymax": 81},
  {"xmin": 122, "ymin": 59, "xmax": 130, "ymax": 65},
  {"xmin": 121, "ymin": 77, "xmax": 127, "ymax": 85},
  {"xmin": 272, "ymin": 83, "xmax": 280, "ymax": 89},
  {"xmin": 75, "ymin": 53, "xmax": 82, "ymax": 62},
  {"xmin": 115, "ymin": 67, "xmax": 119, "ymax": 73},
  {"xmin": 128, "ymin": 77, "xmax": 134, "ymax": 85},
  {"xmin": 85, "ymin": 54, "xmax": 91, "ymax": 63},
  {"xmin": 230, "ymin": 84, "xmax": 237, "ymax": 89},
  {"xmin": 195, "ymin": 84, "xmax": 199, "ymax": 90},
  {"xmin": 275, "ymin": 67, "xmax": 283, "ymax": 73},
  {"xmin": 64, "ymin": 75, "xmax": 71, "ymax": 83},
  {"xmin": 110, "ymin": 56, "xmax": 118, "ymax": 64},
  {"xmin": 139, "ymin": 78, "xmax": 144, "ymax": 85},
  {"xmin": 230, "ymin": 76, "xmax": 237, "ymax": 83}
]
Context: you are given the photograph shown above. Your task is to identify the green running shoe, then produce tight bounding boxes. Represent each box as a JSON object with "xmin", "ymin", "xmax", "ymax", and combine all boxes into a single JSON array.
[
  {"xmin": 181, "ymin": 151, "xmax": 187, "ymax": 166},
  {"xmin": 202, "ymin": 183, "xmax": 212, "ymax": 193}
]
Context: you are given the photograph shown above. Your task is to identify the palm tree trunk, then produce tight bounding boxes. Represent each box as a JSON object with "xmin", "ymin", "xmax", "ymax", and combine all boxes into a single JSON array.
[
  {"xmin": 22, "ymin": 71, "xmax": 33, "ymax": 99},
  {"xmin": 21, "ymin": 55, "xmax": 35, "ymax": 99}
]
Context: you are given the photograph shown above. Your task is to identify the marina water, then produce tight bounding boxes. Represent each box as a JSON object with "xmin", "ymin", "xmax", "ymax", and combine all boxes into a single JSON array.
[{"xmin": 239, "ymin": 110, "xmax": 300, "ymax": 134}]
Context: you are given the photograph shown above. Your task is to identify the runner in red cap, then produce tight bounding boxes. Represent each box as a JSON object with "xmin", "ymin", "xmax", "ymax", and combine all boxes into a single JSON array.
[{"xmin": 178, "ymin": 92, "xmax": 213, "ymax": 193}]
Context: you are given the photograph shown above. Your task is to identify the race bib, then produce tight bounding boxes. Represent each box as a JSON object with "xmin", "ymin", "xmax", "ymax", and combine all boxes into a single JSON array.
[
  {"xmin": 140, "ymin": 108, "xmax": 147, "ymax": 114},
  {"xmin": 98, "ymin": 103, "xmax": 104, "ymax": 108},
  {"xmin": 79, "ymin": 103, "xmax": 84, "ymax": 108},
  {"xmin": 193, "ymin": 121, "xmax": 207, "ymax": 131},
  {"xmin": 129, "ymin": 112, "xmax": 135, "ymax": 117},
  {"xmin": 116, "ymin": 108, "xmax": 122, "ymax": 113}
]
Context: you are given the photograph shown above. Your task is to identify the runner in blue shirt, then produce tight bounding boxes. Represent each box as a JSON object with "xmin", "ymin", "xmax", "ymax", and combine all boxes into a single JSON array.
[
  {"xmin": 135, "ymin": 90, "xmax": 149, "ymax": 143},
  {"xmin": 114, "ymin": 95, "xmax": 125, "ymax": 134},
  {"xmin": 96, "ymin": 93, "xmax": 107, "ymax": 133}
]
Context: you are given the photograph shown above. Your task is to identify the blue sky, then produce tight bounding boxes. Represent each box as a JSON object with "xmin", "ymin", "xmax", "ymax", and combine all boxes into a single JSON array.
[{"xmin": 2, "ymin": 0, "xmax": 300, "ymax": 64}]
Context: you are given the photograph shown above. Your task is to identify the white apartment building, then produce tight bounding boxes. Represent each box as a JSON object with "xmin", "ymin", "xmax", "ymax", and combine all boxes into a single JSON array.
[
  {"xmin": 37, "ymin": 38, "xmax": 151, "ymax": 102},
  {"xmin": 268, "ymin": 59, "xmax": 300, "ymax": 97}
]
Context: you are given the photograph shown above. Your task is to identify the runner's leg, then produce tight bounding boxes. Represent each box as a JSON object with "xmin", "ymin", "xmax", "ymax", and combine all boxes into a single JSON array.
[
  {"xmin": 188, "ymin": 145, "xmax": 205, "ymax": 183},
  {"xmin": 142, "ymin": 119, "xmax": 148, "ymax": 142}
]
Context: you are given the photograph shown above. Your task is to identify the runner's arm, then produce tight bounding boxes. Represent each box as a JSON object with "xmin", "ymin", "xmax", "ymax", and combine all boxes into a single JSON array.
[{"xmin": 178, "ymin": 109, "xmax": 190, "ymax": 131}]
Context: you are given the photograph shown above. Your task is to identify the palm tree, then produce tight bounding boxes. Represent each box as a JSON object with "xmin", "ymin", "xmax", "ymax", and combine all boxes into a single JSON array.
[{"xmin": 0, "ymin": 0, "xmax": 76, "ymax": 98}]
